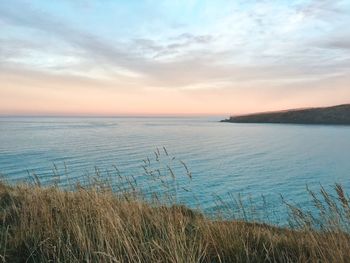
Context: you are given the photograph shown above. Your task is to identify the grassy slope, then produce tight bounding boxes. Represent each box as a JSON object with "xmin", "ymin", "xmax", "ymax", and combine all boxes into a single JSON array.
[
  {"xmin": 223, "ymin": 104, "xmax": 350, "ymax": 125},
  {"xmin": 0, "ymin": 182, "xmax": 350, "ymax": 263}
]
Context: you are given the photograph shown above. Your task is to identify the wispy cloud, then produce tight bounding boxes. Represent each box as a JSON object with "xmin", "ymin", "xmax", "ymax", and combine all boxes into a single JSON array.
[{"xmin": 1, "ymin": 0, "xmax": 350, "ymax": 115}]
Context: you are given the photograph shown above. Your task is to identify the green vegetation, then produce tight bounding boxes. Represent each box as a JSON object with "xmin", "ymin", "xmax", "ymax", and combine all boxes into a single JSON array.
[
  {"xmin": 222, "ymin": 104, "xmax": 350, "ymax": 125},
  {"xmin": 0, "ymin": 151, "xmax": 349, "ymax": 262}
]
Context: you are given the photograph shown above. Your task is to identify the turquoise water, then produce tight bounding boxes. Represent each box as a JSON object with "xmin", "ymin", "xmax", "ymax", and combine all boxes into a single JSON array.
[{"xmin": 1, "ymin": 117, "xmax": 350, "ymax": 223}]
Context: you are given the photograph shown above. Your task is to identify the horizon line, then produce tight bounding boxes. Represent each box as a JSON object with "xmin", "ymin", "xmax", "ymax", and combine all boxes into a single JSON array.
[{"xmin": 0, "ymin": 113, "xmax": 228, "ymax": 118}]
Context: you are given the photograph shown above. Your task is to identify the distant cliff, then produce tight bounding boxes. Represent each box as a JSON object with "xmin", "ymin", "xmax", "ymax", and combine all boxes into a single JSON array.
[{"xmin": 222, "ymin": 104, "xmax": 350, "ymax": 125}]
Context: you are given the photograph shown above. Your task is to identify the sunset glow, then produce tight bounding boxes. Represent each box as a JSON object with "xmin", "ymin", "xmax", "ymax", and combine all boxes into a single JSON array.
[{"xmin": 1, "ymin": 0, "xmax": 350, "ymax": 116}]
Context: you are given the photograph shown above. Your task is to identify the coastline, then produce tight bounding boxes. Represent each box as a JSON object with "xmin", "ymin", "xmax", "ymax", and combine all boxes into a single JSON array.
[{"xmin": 222, "ymin": 104, "xmax": 350, "ymax": 125}]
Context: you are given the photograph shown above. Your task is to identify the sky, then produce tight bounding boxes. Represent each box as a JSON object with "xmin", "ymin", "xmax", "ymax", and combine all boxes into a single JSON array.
[{"xmin": 1, "ymin": 0, "xmax": 350, "ymax": 116}]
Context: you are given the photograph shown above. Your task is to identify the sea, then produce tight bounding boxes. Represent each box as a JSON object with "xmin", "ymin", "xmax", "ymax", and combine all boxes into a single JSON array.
[{"xmin": 1, "ymin": 116, "xmax": 349, "ymax": 224}]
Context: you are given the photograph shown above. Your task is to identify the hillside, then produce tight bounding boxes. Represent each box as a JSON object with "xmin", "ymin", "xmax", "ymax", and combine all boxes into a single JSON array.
[
  {"xmin": 0, "ymin": 181, "xmax": 350, "ymax": 262},
  {"xmin": 222, "ymin": 104, "xmax": 350, "ymax": 125}
]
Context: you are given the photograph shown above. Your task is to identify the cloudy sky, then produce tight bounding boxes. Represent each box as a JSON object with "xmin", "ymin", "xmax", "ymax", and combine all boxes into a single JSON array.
[{"xmin": 1, "ymin": 0, "xmax": 350, "ymax": 115}]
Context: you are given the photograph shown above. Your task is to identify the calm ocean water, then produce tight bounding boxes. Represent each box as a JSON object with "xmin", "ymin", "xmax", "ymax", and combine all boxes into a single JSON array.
[{"xmin": 1, "ymin": 117, "xmax": 349, "ymax": 223}]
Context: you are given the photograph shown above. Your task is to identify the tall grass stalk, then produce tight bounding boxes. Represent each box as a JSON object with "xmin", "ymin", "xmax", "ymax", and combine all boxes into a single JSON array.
[{"xmin": 0, "ymin": 149, "xmax": 349, "ymax": 262}]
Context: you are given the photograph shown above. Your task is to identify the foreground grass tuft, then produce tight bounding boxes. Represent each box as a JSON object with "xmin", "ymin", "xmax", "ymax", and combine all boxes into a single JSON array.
[{"xmin": 0, "ymin": 181, "xmax": 349, "ymax": 262}]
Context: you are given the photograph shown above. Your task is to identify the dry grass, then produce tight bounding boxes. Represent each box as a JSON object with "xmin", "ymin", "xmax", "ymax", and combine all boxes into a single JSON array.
[
  {"xmin": 0, "ymin": 181, "xmax": 349, "ymax": 263},
  {"xmin": 0, "ymin": 150, "xmax": 349, "ymax": 262}
]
